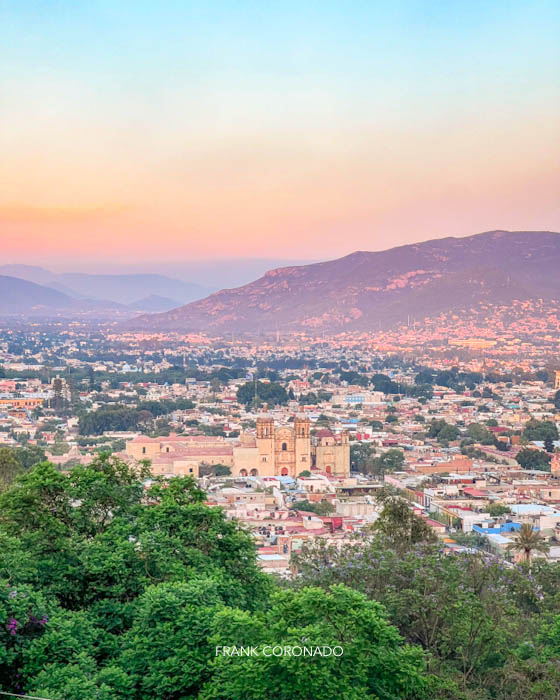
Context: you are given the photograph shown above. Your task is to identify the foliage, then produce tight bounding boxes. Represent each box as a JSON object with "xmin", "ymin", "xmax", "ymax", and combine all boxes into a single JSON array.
[
  {"xmin": 516, "ymin": 447, "xmax": 551, "ymax": 471},
  {"xmin": 506, "ymin": 523, "xmax": 550, "ymax": 562},
  {"xmin": 350, "ymin": 442, "xmax": 377, "ymax": 473},
  {"xmin": 201, "ymin": 585, "xmax": 429, "ymax": 700},
  {"xmin": 522, "ymin": 419, "xmax": 559, "ymax": 443},
  {"xmin": 466, "ymin": 423, "xmax": 495, "ymax": 445},
  {"xmin": 291, "ymin": 500, "xmax": 335, "ymax": 516},
  {"xmin": 373, "ymin": 449, "xmax": 405, "ymax": 474},
  {"xmin": 292, "ymin": 536, "xmax": 560, "ymax": 698},
  {"xmin": 236, "ymin": 381, "xmax": 288, "ymax": 407},
  {"xmin": 0, "ymin": 456, "xmax": 273, "ymax": 698},
  {"xmin": 0, "ymin": 447, "xmax": 25, "ymax": 493},
  {"xmin": 427, "ymin": 420, "xmax": 460, "ymax": 444},
  {"xmin": 79, "ymin": 404, "xmax": 153, "ymax": 435},
  {"xmin": 371, "ymin": 491, "xmax": 437, "ymax": 550},
  {"xmin": 1, "ymin": 453, "xmax": 559, "ymax": 699},
  {"xmin": 487, "ymin": 504, "xmax": 511, "ymax": 517}
]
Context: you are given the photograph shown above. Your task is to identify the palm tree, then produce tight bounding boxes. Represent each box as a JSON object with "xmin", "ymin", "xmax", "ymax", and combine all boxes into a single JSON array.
[{"xmin": 507, "ymin": 523, "xmax": 550, "ymax": 562}]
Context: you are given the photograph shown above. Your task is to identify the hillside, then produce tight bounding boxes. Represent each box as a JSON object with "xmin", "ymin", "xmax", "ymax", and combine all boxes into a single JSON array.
[{"xmin": 126, "ymin": 230, "xmax": 560, "ymax": 333}]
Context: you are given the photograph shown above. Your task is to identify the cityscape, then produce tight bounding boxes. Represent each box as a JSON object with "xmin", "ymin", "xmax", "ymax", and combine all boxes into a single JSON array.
[{"xmin": 1, "ymin": 1, "xmax": 560, "ymax": 700}]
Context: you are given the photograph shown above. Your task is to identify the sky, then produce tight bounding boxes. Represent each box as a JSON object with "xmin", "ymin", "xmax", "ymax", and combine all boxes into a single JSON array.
[{"xmin": 1, "ymin": 0, "xmax": 559, "ymax": 272}]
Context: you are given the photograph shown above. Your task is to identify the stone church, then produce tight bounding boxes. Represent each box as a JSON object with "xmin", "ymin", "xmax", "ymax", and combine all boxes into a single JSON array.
[
  {"xmin": 232, "ymin": 414, "xmax": 350, "ymax": 478},
  {"xmin": 125, "ymin": 414, "xmax": 350, "ymax": 480}
]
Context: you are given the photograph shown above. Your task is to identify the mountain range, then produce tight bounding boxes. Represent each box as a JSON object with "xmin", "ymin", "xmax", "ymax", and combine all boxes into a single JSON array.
[
  {"xmin": 126, "ymin": 230, "xmax": 560, "ymax": 333},
  {"xmin": 0, "ymin": 265, "xmax": 212, "ymax": 315}
]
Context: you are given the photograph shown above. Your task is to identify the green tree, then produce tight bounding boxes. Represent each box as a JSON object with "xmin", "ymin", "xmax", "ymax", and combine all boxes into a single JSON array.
[
  {"xmin": 488, "ymin": 504, "xmax": 511, "ymax": 517},
  {"xmin": 119, "ymin": 579, "xmax": 224, "ymax": 700},
  {"xmin": 236, "ymin": 381, "xmax": 288, "ymax": 407},
  {"xmin": 522, "ymin": 419, "xmax": 559, "ymax": 443},
  {"xmin": 201, "ymin": 585, "xmax": 429, "ymax": 700},
  {"xmin": 372, "ymin": 491, "xmax": 437, "ymax": 550},
  {"xmin": 427, "ymin": 420, "xmax": 459, "ymax": 444},
  {"xmin": 292, "ymin": 500, "xmax": 335, "ymax": 516},
  {"xmin": 373, "ymin": 449, "xmax": 405, "ymax": 475},
  {"xmin": 0, "ymin": 447, "xmax": 24, "ymax": 492},
  {"xmin": 350, "ymin": 442, "xmax": 376, "ymax": 473},
  {"xmin": 14, "ymin": 445, "xmax": 46, "ymax": 469},
  {"xmin": 466, "ymin": 423, "xmax": 495, "ymax": 445},
  {"xmin": 515, "ymin": 447, "xmax": 551, "ymax": 471}
]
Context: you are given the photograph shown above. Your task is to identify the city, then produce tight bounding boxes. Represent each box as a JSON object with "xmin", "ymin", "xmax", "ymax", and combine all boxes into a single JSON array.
[{"xmin": 2, "ymin": 1, "xmax": 560, "ymax": 699}]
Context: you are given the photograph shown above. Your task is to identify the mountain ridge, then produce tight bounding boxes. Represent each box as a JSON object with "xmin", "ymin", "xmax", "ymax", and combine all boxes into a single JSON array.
[
  {"xmin": 0, "ymin": 266, "xmax": 211, "ymax": 305},
  {"xmin": 125, "ymin": 230, "xmax": 560, "ymax": 333}
]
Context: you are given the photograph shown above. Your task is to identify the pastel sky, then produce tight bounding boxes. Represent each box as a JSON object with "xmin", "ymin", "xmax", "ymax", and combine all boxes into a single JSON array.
[{"xmin": 1, "ymin": 0, "xmax": 559, "ymax": 270}]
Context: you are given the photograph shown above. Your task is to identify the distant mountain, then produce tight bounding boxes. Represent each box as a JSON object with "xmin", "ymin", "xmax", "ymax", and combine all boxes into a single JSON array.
[
  {"xmin": 0, "ymin": 265, "xmax": 55, "ymax": 285},
  {"xmin": 0, "ymin": 275, "xmax": 128, "ymax": 316},
  {"xmin": 126, "ymin": 231, "xmax": 560, "ymax": 333},
  {"xmin": 127, "ymin": 295, "xmax": 181, "ymax": 312},
  {"xmin": 0, "ymin": 275, "xmax": 76, "ymax": 314},
  {"xmin": 0, "ymin": 266, "xmax": 211, "ymax": 305}
]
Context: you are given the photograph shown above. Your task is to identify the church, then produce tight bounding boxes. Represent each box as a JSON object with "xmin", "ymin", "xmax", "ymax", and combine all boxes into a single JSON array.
[
  {"xmin": 125, "ymin": 414, "xmax": 350, "ymax": 479},
  {"xmin": 233, "ymin": 414, "xmax": 349, "ymax": 478}
]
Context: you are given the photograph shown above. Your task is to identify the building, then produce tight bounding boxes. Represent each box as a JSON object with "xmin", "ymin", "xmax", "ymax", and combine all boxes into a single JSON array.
[
  {"xmin": 233, "ymin": 415, "xmax": 350, "ymax": 479},
  {"xmin": 555, "ymin": 370, "xmax": 560, "ymax": 391},
  {"xmin": 252, "ymin": 414, "xmax": 311, "ymax": 478},
  {"xmin": 0, "ymin": 397, "xmax": 44, "ymax": 410},
  {"xmin": 125, "ymin": 416, "xmax": 351, "ymax": 480},
  {"xmin": 125, "ymin": 435, "xmax": 234, "ymax": 478}
]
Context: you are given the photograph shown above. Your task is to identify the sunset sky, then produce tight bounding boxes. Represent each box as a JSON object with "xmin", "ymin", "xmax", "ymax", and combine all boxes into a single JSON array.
[{"xmin": 1, "ymin": 1, "xmax": 559, "ymax": 271}]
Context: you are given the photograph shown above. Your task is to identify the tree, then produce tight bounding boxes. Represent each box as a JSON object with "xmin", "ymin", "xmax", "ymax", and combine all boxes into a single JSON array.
[
  {"xmin": 201, "ymin": 585, "xmax": 429, "ymax": 700},
  {"xmin": 427, "ymin": 420, "xmax": 459, "ymax": 444},
  {"xmin": 515, "ymin": 447, "xmax": 551, "ymax": 471},
  {"xmin": 0, "ymin": 447, "xmax": 25, "ymax": 493},
  {"xmin": 466, "ymin": 423, "xmax": 495, "ymax": 445},
  {"xmin": 236, "ymin": 381, "xmax": 288, "ymax": 407},
  {"xmin": 554, "ymin": 390, "xmax": 560, "ymax": 411},
  {"xmin": 14, "ymin": 445, "xmax": 46, "ymax": 469},
  {"xmin": 291, "ymin": 541, "xmax": 525, "ymax": 692},
  {"xmin": 522, "ymin": 419, "xmax": 559, "ymax": 443},
  {"xmin": 507, "ymin": 523, "xmax": 550, "ymax": 562},
  {"xmin": 372, "ymin": 449, "xmax": 405, "ymax": 475},
  {"xmin": 372, "ymin": 491, "xmax": 437, "ymax": 550},
  {"xmin": 51, "ymin": 377, "xmax": 65, "ymax": 413},
  {"xmin": 544, "ymin": 436, "xmax": 554, "ymax": 453},
  {"xmin": 292, "ymin": 500, "xmax": 335, "ymax": 516},
  {"xmin": 488, "ymin": 504, "xmax": 511, "ymax": 517},
  {"xmin": 200, "ymin": 463, "xmax": 232, "ymax": 477},
  {"xmin": 118, "ymin": 579, "xmax": 223, "ymax": 700},
  {"xmin": 350, "ymin": 443, "xmax": 376, "ymax": 473}
]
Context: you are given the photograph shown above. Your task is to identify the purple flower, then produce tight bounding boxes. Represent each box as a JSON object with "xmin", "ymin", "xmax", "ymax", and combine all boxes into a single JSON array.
[{"xmin": 7, "ymin": 618, "xmax": 18, "ymax": 636}]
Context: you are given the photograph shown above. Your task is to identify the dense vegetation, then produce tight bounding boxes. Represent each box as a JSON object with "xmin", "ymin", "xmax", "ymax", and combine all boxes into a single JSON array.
[
  {"xmin": 0, "ymin": 459, "xmax": 559, "ymax": 699},
  {"xmin": 236, "ymin": 381, "xmax": 289, "ymax": 407}
]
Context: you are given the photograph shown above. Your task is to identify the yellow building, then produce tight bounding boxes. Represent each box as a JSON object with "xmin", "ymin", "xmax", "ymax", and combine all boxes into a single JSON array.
[
  {"xmin": 232, "ymin": 415, "xmax": 350, "ymax": 479},
  {"xmin": 125, "ymin": 435, "xmax": 234, "ymax": 477},
  {"xmin": 125, "ymin": 417, "xmax": 350, "ymax": 480},
  {"xmin": 0, "ymin": 397, "xmax": 44, "ymax": 409},
  {"xmin": 314, "ymin": 429, "xmax": 350, "ymax": 476}
]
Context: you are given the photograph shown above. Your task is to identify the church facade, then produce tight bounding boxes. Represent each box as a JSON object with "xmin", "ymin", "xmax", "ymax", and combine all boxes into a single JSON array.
[{"xmin": 232, "ymin": 415, "xmax": 350, "ymax": 478}]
